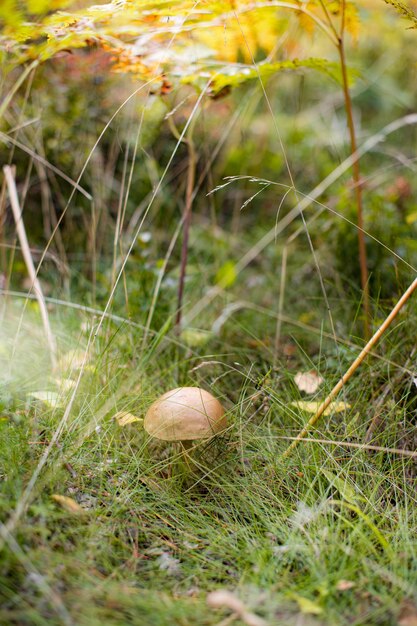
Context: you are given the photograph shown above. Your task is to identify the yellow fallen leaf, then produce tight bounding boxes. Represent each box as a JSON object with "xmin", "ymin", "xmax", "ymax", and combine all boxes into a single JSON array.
[
  {"xmin": 336, "ymin": 580, "xmax": 355, "ymax": 591},
  {"xmin": 291, "ymin": 594, "xmax": 323, "ymax": 615},
  {"xmin": 114, "ymin": 411, "xmax": 143, "ymax": 427},
  {"xmin": 28, "ymin": 391, "xmax": 61, "ymax": 407},
  {"xmin": 215, "ymin": 261, "xmax": 237, "ymax": 289},
  {"xmin": 51, "ymin": 495, "xmax": 84, "ymax": 514},
  {"xmin": 294, "ymin": 370, "xmax": 324, "ymax": 394},
  {"xmin": 180, "ymin": 328, "xmax": 212, "ymax": 347},
  {"xmin": 290, "ymin": 400, "xmax": 350, "ymax": 415}
]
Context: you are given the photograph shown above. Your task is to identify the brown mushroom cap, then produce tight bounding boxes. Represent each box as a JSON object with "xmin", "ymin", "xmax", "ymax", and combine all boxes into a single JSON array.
[{"xmin": 144, "ymin": 387, "xmax": 226, "ymax": 441}]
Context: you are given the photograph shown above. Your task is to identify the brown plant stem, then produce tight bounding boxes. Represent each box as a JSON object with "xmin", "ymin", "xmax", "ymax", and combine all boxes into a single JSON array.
[
  {"xmin": 283, "ymin": 276, "xmax": 417, "ymax": 458},
  {"xmin": 337, "ymin": 7, "xmax": 370, "ymax": 339},
  {"xmin": 175, "ymin": 132, "xmax": 196, "ymax": 330}
]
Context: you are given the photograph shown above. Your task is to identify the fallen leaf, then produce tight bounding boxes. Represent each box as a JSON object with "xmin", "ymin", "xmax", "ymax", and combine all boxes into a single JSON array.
[
  {"xmin": 28, "ymin": 391, "xmax": 61, "ymax": 407},
  {"xmin": 290, "ymin": 400, "xmax": 350, "ymax": 415},
  {"xmin": 283, "ymin": 343, "xmax": 296, "ymax": 356},
  {"xmin": 322, "ymin": 469, "xmax": 361, "ymax": 505},
  {"xmin": 180, "ymin": 328, "xmax": 212, "ymax": 347},
  {"xmin": 291, "ymin": 594, "xmax": 323, "ymax": 615},
  {"xmin": 294, "ymin": 370, "xmax": 324, "ymax": 394},
  {"xmin": 207, "ymin": 590, "xmax": 245, "ymax": 612},
  {"xmin": 207, "ymin": 590, "xmax": 267, "ymax": 626},
  {"xmin": 215, "ymin": 260, "xmax": 237, "ymax": 289},
  {"xmin": 51, "ymin": 494, "xmax": 84, "ymax": 514},
  {"xmin": 336, "ymin": 580, "xmax": 356, "ymax": 591},
  {"xmin": 114, "ymin": 411, "xmax": 143, "ymax": 426}
]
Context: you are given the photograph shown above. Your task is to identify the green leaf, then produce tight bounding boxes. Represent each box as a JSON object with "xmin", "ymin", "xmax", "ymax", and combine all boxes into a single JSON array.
[
  {"xmin": 215, "ymin": 261, "xmax": 237, "ymax": 289},
  {"xmin": 406, "ymin": 211, "xmax": 417, "ymax": 224},
  {"xmin": 322, "ymin": 469, "xmax": 362, "ymax": 505},
  {"xmin": 28, "ymin": 391, "xmax": 61, "ymax": 407},
  {"xmin": 291, "ymin": 594, "xmax": 323, "ymax": 615},
  {"xmin": 184, "ymin": 58, "xmax": 355, "ymax": 95},
  {"xmin": 0, "ymin": 0, "xmax": 23, "ymax": 27},
  {"xmin": 180, "ymin": 328, "xmax": 212, "ymax": 347}
]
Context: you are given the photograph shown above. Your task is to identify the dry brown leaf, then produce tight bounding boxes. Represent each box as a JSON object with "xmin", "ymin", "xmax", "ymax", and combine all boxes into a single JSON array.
[
  {"xmin": 290, "ymin": 400, "xmax": 350, "ymax": 415},
  {"xmin": 207, "ymin": 590, "xmax": 266, "ymax": 626},
  {"xmin": 51, "ymin": 494, "xmax": 84, "ymax": 514},
  {"xmin": 294, "ymin": 370, "xmax": 324, "ymax": 394},
  {"xmin": 114, "ymin": 411, "xmax": 143, "ymax": 426},
  {"xmin": 282, "ymin": 343, "xmax": 296, "ymax": 356},
  {"xmin": 336, "ymin": 580, "xmax": 356, "ymax": 591}
]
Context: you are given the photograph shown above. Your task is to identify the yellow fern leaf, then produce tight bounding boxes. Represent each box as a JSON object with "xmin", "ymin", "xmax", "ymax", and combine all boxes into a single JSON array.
[{"xmin": 345, "ymin": 2, "xmax": 360, "ymax": 40}]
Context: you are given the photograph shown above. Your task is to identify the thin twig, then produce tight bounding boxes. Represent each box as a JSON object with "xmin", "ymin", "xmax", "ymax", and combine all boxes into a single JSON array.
[
  {"xmin": 3, "ymin": 165, "xmax": 57, "ymax": 368},
  {"xmin": 283, "ymin": 276, "xmax": 417, "ymax": 457}
]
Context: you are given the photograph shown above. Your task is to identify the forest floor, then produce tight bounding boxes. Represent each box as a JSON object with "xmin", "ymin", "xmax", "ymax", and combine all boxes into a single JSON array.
[
  {"xmin": 1, "ymin": 5, "xmax": 417, "ymax": 622},
  {"xmin": 1, "ymin": 220, "xmax": 416, "ymax": 626}
]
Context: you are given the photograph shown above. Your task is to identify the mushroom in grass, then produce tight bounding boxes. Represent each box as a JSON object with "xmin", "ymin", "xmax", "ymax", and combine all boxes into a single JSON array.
[{"xmin": 144, "ymin": 387, "xmax": 226, "ymax": 450}]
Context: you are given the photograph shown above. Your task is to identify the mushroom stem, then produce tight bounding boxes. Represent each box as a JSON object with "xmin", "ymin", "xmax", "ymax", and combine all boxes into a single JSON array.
[{"xmin": 180, "ymin": 440, "xmax": 193, "ymax": 470}]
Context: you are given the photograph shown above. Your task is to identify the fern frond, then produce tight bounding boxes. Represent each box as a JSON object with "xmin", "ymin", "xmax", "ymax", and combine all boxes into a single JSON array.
[{"xmin": 384, "ymin": 0, "xmax": 417, "ymax": 27}]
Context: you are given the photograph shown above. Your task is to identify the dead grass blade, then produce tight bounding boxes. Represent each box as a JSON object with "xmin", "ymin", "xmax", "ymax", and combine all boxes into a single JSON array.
[{"xmin": 4, "ymin": 164, "xmax": 57, "ymax": 368}]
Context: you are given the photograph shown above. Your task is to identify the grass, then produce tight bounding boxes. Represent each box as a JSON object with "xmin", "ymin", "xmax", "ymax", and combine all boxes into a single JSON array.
[
  {"xmin": 2, "ymin": 7, "xmax": 417, "ymax": 623},
  {"xmin": 1, "ymin": 243, "xmax": 416, "ymax": 626}
]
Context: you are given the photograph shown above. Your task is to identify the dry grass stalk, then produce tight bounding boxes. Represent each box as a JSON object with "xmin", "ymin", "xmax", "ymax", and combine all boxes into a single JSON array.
[{"xmin": 3, "ymin": 164, "xmax": 57, "ymax": 368}]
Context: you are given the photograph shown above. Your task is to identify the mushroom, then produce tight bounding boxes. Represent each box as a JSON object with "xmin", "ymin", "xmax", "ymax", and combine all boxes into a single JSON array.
[{"xmin": 144, "ymin": 387, "xmax": 226, "ymax": 450}]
